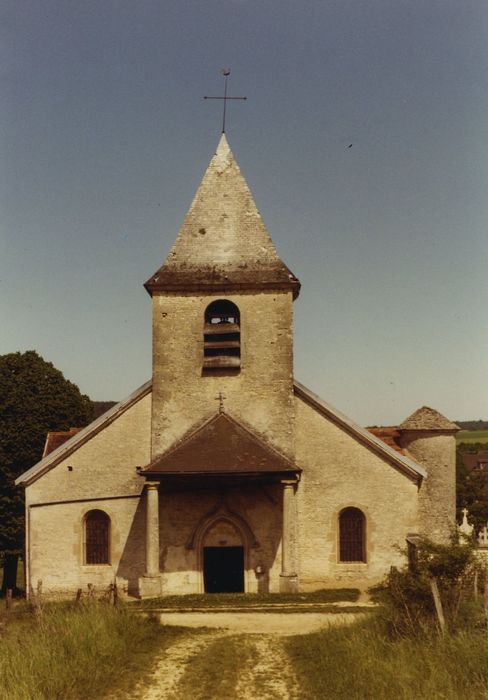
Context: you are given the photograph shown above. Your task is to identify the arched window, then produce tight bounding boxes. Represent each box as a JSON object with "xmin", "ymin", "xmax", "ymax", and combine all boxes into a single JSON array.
[
  {"xmin": 84, "ymin": 510, "xmax": 110, "ymax": 565},
  {"xmin": 339, "ymin": 507, "xmax": 366, "ymax": 562},
  {"xmin": 203, "ymin": 300, "xmax": 240, "ymax": 370}
]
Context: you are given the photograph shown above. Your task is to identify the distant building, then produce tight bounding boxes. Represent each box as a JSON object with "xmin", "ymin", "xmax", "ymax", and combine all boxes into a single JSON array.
[
  {"xmin": 462, "ymin": 452, "xmax": 488, "ymax": 473},
  {"xmin": 16, "ymin": 135, "xmax": 459, "ymax": 598}
]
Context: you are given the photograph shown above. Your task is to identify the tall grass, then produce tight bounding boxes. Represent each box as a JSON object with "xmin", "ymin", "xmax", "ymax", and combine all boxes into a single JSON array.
[
  {"xmin": 0, "ymin": 602, "xmax": 182, "ymax": 699},
  {"xmin": 286, "ymin": 615, "xmax": 488, "ymax": 699}
]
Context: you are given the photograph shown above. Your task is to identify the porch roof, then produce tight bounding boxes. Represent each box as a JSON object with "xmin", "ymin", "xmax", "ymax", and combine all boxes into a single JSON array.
[{"xmin": 140, "ymin": 411, "xmax": 300, "ymax": 478}]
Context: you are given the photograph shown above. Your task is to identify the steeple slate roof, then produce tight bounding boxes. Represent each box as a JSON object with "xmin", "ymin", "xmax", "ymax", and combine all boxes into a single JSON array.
[
  {"xmin": 400, "ymin": 406, "xmax": 459, "ymax": 431},
  {"xmin": 145, "ymin": 134, "xmax": 300, "ymax": 297}
]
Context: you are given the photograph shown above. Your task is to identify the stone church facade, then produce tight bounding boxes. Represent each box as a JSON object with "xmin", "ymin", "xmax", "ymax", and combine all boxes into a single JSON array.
[{"xmin": 17, "ymin": 135, "xmax": 459, "ymax": 598}]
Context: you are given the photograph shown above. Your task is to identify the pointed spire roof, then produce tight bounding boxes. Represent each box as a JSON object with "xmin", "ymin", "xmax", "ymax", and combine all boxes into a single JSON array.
[
  {"xmin": 145, "ymin": 134, "xmax": 300, "ymax": 297},
  {"xmin": 400, "ymin": 406, "xmax": 459, "ymax": 431}
]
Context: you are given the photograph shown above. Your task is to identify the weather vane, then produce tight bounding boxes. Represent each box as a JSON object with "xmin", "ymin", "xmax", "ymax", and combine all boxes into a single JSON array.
[{"xmin": 204, "ymin": 69, "xmax": 247, "ymax": 134}]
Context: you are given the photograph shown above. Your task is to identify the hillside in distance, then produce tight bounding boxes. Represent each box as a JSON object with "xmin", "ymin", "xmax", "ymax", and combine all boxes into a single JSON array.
[{"xmin": 457, "ymin": 420, "xmax": 488, "ymax": 431}]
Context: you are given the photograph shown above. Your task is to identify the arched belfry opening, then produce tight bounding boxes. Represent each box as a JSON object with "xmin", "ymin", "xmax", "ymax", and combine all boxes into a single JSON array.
[{"xmin": 203, "ymin": 299, "xmax": 241, "ymax": 371}]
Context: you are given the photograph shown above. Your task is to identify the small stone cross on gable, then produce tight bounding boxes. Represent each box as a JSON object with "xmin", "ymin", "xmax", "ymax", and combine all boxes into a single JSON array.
[{"xmin": 215, "ymin": 392, "xmax": 226, "ymax": 414}]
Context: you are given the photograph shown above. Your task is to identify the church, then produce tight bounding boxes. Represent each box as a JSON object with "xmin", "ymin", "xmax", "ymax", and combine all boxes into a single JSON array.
[{"xmin": 16, "ymin": 134, "xmax": 459, "ymax": 598}]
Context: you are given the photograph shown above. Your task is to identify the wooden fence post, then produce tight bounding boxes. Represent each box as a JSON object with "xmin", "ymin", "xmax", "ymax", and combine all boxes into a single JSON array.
[
  {"xmin": 34, "ymin": 579, "xmax": 43, "ymax": 619},
  {"xmin": 484, "ymin": 570, "xmax": 488, "ymax": 632},
  {"xmin": 430, "ymin": 577, "xmax": 446, "ymax": 634},
  {"xmin": 5, "ymin": 588, "xmax": 12, "ymax": 612}
]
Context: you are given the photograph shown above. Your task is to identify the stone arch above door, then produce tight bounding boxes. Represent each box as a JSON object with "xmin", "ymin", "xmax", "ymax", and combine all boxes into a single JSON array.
[
  {"xmin": 203, "ymin": 518, "xmax": 243, "ymax": 547},
  {"xmin": 186, "ymin": 502, "xmax": 260, "ymax": 551}
]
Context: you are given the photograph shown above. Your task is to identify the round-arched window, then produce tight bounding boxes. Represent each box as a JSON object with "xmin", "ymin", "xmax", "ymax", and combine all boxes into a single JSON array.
[
  {"xmin": 339, "ymin": 507, "xmax": 366, "ymax": 562},
  {"xmin": 84, "ymin": 509, "xmax": 110, "ymax": 564}
]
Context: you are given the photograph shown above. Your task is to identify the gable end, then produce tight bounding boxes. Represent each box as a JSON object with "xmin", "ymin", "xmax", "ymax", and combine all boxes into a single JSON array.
[{"xmin": 293, "ymin": 381, "xmax": 426, "ymax": 482}]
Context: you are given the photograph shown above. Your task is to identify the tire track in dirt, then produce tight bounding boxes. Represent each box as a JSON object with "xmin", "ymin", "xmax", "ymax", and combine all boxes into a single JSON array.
[
  {"xmin": 235, "ymin": 635, "xmax": 300, "ymax": 700},
  {"xmin": 134, "ymin": 631, "xmax": 223, "ymax": 699},
  {"xmin": 114, "ymin": 612, "xmax": 360, "ymax": 699}
]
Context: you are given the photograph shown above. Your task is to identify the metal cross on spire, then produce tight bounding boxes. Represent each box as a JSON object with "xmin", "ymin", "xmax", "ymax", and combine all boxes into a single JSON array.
[{"xmin": 204, "ymin": 69, "xmax": 247, "ymax": 133}]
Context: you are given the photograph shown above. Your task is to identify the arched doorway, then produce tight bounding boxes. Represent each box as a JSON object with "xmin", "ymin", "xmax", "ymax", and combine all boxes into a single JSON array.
[{"xmin": 202, "ymin": 518, "xmax": 245, "ymax": 593}]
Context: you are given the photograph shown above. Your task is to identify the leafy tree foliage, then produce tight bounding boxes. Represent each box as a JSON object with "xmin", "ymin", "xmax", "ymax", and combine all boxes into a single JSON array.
[
  {"xmin": 456, "ymin": 443, "xmax": 488, "ymax": 532},
  {"xmin": 92, "ymin": 401, "xmax": 117, "ymax": 419},
  {"xmin": 0, "ymin": 351, "xmax": 93, "ymax": 592}
]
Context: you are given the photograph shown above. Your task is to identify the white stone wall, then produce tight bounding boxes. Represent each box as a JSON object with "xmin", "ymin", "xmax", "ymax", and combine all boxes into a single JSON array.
[
  {"xmin": 28, "ymin": 497, "xmax": 144, "ymax": 595},
  {"xmin": 158, "ymin": 487, "xmax": 283, "ymax": 594},
  {"xmin": 25, "ymin": 385, "xmax": 427, "ymax": 596},
  {"xmin": 294, "ymin": 395, "xmax": 419, "ymax": 588},
  {"xmin": 25, "ymin": 393, "xmax": 151, "ymax": 596},
  {"xmin": 400, "ymin": 431, "xmax": 456, "ymax": 542},
  {"xmin": 151, "ymin": 290, "xmax": 295, "ymax": 459}
]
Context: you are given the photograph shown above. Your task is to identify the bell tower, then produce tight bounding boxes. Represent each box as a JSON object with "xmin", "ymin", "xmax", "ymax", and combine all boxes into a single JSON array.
[{"xmin": 145, "ymin": 135, "xmax": 300, "ymax": 460}]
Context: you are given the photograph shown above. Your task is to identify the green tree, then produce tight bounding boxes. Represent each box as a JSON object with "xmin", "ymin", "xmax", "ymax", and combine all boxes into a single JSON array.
[
  {"xmin": 456, "ymin": 443, "xmax": 488, "ymax": 532},
  {"xmin": 0, "ymin": 351, "xmax": 93, "ymax": 593}
]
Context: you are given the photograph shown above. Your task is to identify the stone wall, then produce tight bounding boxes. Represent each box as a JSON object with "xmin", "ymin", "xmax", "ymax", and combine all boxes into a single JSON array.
[
  {"xmin": 158, "ymin": 486, "xmax": 283, "ymax": 594},
  {"xmin": 28, "ymin": 496, "xmax": 144, "ymax": 595},
  {"xmin": 151, "ymin": 290, "xmax": 295, "ymax": 459},
  {"xmin": 25, "ymin": 379, "xmax": 435, "ymax": 596},
  {"xmin": 400, "ymin": 431, "xmax": 456, "ymax": 542},
  {"xmin": 25, "ymin": 393, "xmax": 151, "ymax": 596},
  {"xmin": 294, "ymin": 395, "xmax": 419, "ymax": 589},
  {"xmin": 27, "ymin": 485, "xmax": 284, "ymax": 596},
  {"xmin": 24, "ymin": 387, "xmax": 286, "ymax": 595}
]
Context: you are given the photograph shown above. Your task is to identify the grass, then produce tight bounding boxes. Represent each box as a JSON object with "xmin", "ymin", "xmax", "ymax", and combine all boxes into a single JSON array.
[
  {"xmin": 0, "ymin": 602, "xmax": 184, "ymax": 699},
  {"xmin": 286, "ymin": 615, "xmax": 488, "ymax": 699},
  {"xmin": 135, "ymin": 588, "xmax": 360, "ymax": 608},
  {"xmin": 2, "ymin": 596, "xmax": 485, "ymax": 698},
  {"xmin": 457, "ymin": 430, "xmax": 488, "ymax": 445}
]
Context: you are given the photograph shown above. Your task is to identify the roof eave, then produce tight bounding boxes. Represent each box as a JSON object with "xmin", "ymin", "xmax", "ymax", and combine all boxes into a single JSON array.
[
  {"xmin": 141, "ymin": 468, "xmax": 300, "ymax": 477},
  {"xmin": 144, "ymin": 278, "xmax": 301, "ymax": 299},
  {"xmin": 293, "ymin": 380, "xmax": 427, "ymax": 482},
  {"xmin": 15, "ymin": 380, "xmax": 152, "ymax": 487}
]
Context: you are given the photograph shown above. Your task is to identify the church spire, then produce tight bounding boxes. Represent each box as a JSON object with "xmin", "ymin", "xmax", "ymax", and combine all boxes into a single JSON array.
[{"xmin": 144, "ymin": 134, "xmax": 300, "ymax": 298}]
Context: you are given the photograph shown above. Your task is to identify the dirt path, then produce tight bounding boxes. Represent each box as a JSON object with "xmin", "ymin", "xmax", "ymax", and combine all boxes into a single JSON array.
[
  {"xmin": 235, "ymin": 635, "xmax": 300, "ymax": 700},
  {"xmin": 130, "ymin": 631, "xmax": 220, "ymax": 699},
  {"xmin": 129, "ymin": 612, "xmax": 359, "ymax": 699},
  {"xmin": 154, "ymin": 610, "xmax": 361, "ymax": 634}
]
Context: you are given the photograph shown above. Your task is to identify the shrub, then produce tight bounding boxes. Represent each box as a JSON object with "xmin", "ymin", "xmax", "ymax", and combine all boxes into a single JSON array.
[{"xmin": 380, "ymin": 534, "xmax": 481, "ymax": 635}]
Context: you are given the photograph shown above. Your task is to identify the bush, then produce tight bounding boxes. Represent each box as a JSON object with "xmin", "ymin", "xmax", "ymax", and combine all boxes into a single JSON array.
[{"xmin": 379, "ymin": 534, "xmax": 481, "ymax": 636}]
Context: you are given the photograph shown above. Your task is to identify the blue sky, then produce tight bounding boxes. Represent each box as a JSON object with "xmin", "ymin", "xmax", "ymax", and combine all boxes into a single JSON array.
[{"xmin": 1, "ymin": 0, "xmax": 487, "ymax": 425}]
